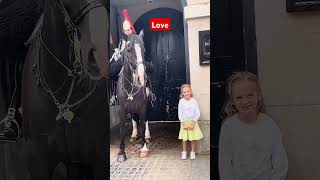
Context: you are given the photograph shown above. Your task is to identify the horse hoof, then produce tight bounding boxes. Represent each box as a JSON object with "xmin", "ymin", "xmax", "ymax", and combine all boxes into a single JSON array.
[
  {"xmin": 146, "ymin": 137, "xmax": 151, "ymax": 143},
  {"xmin": 117, "ymin": 154, "xmax": 127, "ymax": 162},
  {"xmin": 139, "ymin": 150, "xmax": 149, "ymax": 158},
  {"xmin": 130, "ymin": 137, "xmax": 137, "ymax": 143}
]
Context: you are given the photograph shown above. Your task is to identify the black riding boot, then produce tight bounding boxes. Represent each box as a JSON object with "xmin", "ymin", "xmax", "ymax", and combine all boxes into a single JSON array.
[{"xmin": 0, "ymin": 108, "xmax": 19, "ymax": 143}]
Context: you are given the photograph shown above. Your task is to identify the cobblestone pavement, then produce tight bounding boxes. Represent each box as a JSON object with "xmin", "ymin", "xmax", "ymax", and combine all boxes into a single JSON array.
[{"xmin": 110, "ymin": 123, "xmax": 210, "ymax": 180}]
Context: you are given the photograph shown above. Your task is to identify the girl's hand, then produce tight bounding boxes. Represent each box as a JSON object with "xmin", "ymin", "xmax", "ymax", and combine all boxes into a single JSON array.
[
  {"xmin": 189, "ymin": 121, "xmax": 196, "ymax": 130},
  {"xmin": 182, "ymin": 122, "xmax": 189, "ymax": 130}
]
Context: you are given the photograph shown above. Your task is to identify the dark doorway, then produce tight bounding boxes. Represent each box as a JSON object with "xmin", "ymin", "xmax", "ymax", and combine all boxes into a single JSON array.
[
  {"xmin": 134, "ymin": 8, "xmax": 186, "ymax": 121},
  {"xmin": 212, "ymin": 0, "xmax": 257, "ymax": 179}
]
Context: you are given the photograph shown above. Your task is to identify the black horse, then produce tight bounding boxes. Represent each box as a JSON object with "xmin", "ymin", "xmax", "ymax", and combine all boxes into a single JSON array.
[
  {"xmin": 21, "ymin": 0, "xmax": 109, "ymax": 179},
  {"xmin": 116, "ymin": 31, "xmax": 150, "ymax": 162},
  {"xmin": 110, "ymin": 44, "xmax": 154, "ymax": 144}
]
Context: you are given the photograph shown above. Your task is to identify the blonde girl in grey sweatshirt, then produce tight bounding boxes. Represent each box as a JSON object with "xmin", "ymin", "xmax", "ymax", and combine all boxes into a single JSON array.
[{"xmin": 218, "ymin": 72, "xmax": 288, "ymax": 180}]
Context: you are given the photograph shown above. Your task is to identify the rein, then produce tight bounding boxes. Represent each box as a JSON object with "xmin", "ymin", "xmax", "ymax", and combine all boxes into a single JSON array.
[{"xmin": 119, "ymin": 61, "xmax": 142, "ymax": 101}]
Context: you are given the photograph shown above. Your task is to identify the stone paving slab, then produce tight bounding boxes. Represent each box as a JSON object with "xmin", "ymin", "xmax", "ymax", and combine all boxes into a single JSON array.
[
  {"xmin": 110, "ymin": 123, "xmax": 210, "ymax": 180},
  {"xmin": 110, "ymin": 153, "xmax": 192, "ymax": 180},
  {"xmin": 189, "ymin": 154, "xmax": 211, "ymax": 180}
]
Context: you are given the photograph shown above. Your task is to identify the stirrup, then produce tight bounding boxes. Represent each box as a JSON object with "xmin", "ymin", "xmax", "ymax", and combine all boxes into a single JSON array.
[
  {"xmin": 0, "ymin": 108, "xmax": 20, "ymax": 143},
  {"xmin": 0, "ymin": 133, "xmax": 18, "ymax": 143},
  {"xmin": 0, "ymin": 126, "xmax": 19, "ymax": 143}
]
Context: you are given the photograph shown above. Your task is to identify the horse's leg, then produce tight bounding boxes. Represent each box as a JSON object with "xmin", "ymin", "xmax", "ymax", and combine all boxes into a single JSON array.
[
  {"xmin": 27, "ymin": 142, "xmax": 51, "ymax": 180},
  {"xmin": 145, "ymin": 120, "xmax": 151, "ymax": 143},
  {"xmin": 68, "ymin": 163, "xmax": 96, "ymax": 180},
  {"xmin": 117, "ymin": 110, "xmax": 127, "ymax": 162},
  {"xmin": 51, "ymin": 162, "xmax": 67, "ymax": 180},
  {"xmin": 92, "ymin": 144, "xmax": 107, "ymax": 179},
  {"xmin": 28, "ymin": 141, "xmax": 65, "ymax": 180},
  {"xmin": 130, "ymin": 114, "xmax": 138, "ymax": 143},
  {"xmin": 82, "ymin": 164, "xmax": 95, "ymax": 180},
  {"xmin": 144, "ymin": 97, "xmax": 152, "ymax": 143},
  {"xmin": 138, "ymin": 109, "xmax": 149, "ymax": 158}
]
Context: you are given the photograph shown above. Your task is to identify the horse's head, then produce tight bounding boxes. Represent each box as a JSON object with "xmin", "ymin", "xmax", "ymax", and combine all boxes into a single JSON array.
[
  {"xmin": 123, "ymin": 30, "xmax": 145, "ymax": 69},
  {"xmin": 63, "ymin": 0, "xmax": 109, "ymax": 80}
]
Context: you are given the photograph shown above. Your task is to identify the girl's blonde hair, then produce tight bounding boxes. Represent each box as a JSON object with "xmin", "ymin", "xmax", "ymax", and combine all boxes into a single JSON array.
[
  {"xmin": 221, "ymin": 71, "xmax": 265, "ymax": 120},
  {"xmin": 180, "ymin": 84, "xmax": 193, "ymax": 98}
]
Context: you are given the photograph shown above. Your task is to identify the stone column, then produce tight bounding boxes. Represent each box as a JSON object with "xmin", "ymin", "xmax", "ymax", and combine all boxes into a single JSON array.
[{"xmin": 183, "ymin": 0, "xmax": 210, "ymax": 153}]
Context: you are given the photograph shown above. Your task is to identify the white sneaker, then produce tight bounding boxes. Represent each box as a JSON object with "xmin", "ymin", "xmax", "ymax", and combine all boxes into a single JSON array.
[
  {"xmin": 190, "ymin": 151, "xmax": 196, "ymax": 160},
  {"xmin": 181, "ymin": 151, "xmax": 187, "ymax": 160}
]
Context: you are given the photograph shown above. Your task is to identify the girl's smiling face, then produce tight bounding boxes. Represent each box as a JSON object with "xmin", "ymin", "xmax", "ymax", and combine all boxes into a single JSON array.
[
  {"xmin": 182, "ymin": 86, "xmax": 192, "ymax": 100},
  {"xmin": 232, "ymin": 80, "xmax": 260, "ymax": 115}
]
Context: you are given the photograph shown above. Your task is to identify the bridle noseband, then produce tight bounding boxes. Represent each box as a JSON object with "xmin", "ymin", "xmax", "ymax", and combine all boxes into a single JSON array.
[
  {"xmin": 55, "ymin": 0, "xmax": 109, "ymax": 74},
  {"xmin": 71, "ymin": 1, "xmax": 109, "ymax": 25}
]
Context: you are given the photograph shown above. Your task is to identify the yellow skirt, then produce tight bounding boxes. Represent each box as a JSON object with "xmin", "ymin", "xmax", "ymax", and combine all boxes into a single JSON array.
[{"xmin": 178, "ymin": 120, "xmax": 203, "ymax": 141}]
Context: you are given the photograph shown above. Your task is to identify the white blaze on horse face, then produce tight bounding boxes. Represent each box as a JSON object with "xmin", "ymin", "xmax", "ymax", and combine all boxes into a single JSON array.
[
  {"xmin": 113, "ymin": 48, "xmax": 121, "ymax": 61},
  {"xmin": 134, "ymin": 43, "xmax": 145, "ymax": 86},
  {"xmin": 110, "ymin": 32, "xmax": 113, "ymax": 44},
  {"xmin": 88, "ymin": 7, "xmax": 109, "ymax": 77},
  {"xmin": 121, "ymin": 39, "xmax": 126, "ymax": 51},
  {"xmin": 134, "ymin": 43, "xmax": 143, "ymax": 63}
]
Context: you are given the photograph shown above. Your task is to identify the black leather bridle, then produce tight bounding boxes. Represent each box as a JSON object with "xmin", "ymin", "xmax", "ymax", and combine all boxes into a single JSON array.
[
  {"xmin": 48, "ymin": 0, "xmax": 110, "ymax": 75},
  {"xmin": 33, "ymin": 0, "xmax": 110, "ymax": 123},
  {"xmin": 70, "ymin": 0, "xmax": 110, "ymax": 25}
]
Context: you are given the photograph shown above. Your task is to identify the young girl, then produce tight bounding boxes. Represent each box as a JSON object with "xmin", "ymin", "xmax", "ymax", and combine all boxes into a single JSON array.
[
  {"xmin": 178, "ymin": 84, "xmax": 203, "ymax": 160},
  {"xmin": 218, "ymin": 72, "xmax": 288, "ymax": 180}
]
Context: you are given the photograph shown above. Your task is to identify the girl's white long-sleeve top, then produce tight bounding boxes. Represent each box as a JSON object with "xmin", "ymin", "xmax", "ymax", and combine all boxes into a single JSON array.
[
  {"xmin": 218, "ymin": 113, "xmax": 288, "ymax": 180},
  {"xmin": 178, "ymin": 97, "xmax": 200, "ymax": 122}
]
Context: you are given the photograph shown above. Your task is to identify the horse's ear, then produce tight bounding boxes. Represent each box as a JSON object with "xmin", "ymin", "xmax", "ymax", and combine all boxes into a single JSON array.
[{"xmin": 139, "ymin": 30, "xmax": 144, "ymax": 38}]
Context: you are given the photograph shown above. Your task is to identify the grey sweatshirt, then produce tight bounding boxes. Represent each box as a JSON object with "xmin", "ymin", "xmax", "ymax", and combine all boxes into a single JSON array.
[{"xmin": 219, "ymin": 113, "xmax": 288, "ymax": 180}]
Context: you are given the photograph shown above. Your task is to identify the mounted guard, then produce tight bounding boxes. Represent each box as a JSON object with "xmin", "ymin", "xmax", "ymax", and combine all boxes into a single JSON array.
[
  {"xmin": 110, "ymin": 9, "xmax": 155, "ymax": 144},
  {"xmin": 110, "ymin": 9, "xmax": 156, "ymax": 162}
]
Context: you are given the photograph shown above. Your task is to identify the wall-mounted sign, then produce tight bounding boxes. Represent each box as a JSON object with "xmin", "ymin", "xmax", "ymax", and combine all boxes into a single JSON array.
[
  {"xmin": 149, "ymin": 18, "xmax": 171, "ymax": 31},
  {"xmin": 199, "ymin": 30, "xmax": 210, "ymax": 65},
  {"xmin": 287, "ymin": 0, "xmax": 320, "ymax": 12}
]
